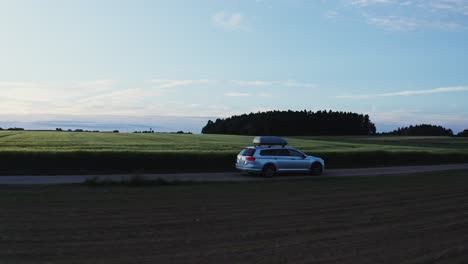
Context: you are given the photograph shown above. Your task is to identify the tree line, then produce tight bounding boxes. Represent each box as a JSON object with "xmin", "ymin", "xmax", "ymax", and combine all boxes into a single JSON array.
[
  {"xmin": 202, "ymin": 110, "xmax": 377, "ymax": 136},
  {"xmin": 458, "ymin": 130, "xmax": 468, "ymax": 137},
  {"xmin": 381, "ymin": 124, "xmax": 454, "ymax": 136}
]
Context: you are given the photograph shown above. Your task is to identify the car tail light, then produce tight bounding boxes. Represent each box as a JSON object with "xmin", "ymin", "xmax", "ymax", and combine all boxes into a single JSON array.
[{"xmin": 245, "ymin": 156, "xmax": 256, "ymax": 162}]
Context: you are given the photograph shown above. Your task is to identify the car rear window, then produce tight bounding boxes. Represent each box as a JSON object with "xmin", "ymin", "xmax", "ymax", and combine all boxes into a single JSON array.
[{"xmin": 240, "ymin": 148, "xmax": 256, "ymax": 156}]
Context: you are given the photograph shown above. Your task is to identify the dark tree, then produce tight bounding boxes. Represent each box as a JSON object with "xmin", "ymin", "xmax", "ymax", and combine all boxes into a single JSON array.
[
  {"xmin": 457, "ymin": 130, "xmax": 468, "ymax": 137},
  {"xmin": 202, "ymin": 110, "xmax": 377, "ymax": 136},
  {"xmin": 382, "ymin": 124, "xmax": 453, "ymax": 136}
]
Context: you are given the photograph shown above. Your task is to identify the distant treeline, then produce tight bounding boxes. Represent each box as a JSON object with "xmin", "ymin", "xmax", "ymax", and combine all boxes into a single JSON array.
[
  {"xmin": 56, "ymin": 128, "xmax": 108, "ymax": 133},
  {"xmin": 202, "ymin": 110, "xmax": 377, "ymax": 136},
  {"xmin": 382, "ymin": 124, "xmax": 454, "ymax": 136},
  {"xmin": 133, "ymin": 130, "xmax": 192, "ymax": 134},
  {"xmin": 0, "ymin": 127, "xmax": 25, "ymax": 131},
  {"xmin": 458, "ymin": 130, "xmax": 468, "ymax": 137}
]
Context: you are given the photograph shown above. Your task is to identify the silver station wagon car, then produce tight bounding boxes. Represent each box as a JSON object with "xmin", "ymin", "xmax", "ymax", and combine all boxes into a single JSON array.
[{"xmin": 236, "ymin": 136, "xmax": 325, "ymax": 177}]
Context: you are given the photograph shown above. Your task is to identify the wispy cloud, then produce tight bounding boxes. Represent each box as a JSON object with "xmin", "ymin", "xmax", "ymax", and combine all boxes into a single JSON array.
[
  {"xmin": 225, "ymin": 92, "xmax": 250, "ymax": 97},
  {"xmin": 368, "ymin": 16, "xmax": 419, "ymax": 31},
  {"xmin": 149, "ymin": 79, "xmax": 214, "ymax": 88},
  {"xmin": 0, "ymin": 80, "xmax": 118, "ymax": 115},
  {"xmin": 0, "ymin": 78, "xmax": 316, "ymax": 117},
  {"xmin": 0, "ymin": 80, "xmax": 115, "ymax": 102},
  {"xmin": 430, "ymin": 0, "xmax": 468, "ymax": 14},
  {"xmin": 229, "ymin": 80, "xmax": 316, "ymax": 88},
  {"xmin": 345, "ymin": 0, "xmax": 468, "ymax": 31},
  {"xmin": 212, "ymin": 11, "xmax": 244, "ymax": 30},
  {"xmin": 336, "ymin": 86, "xmax": 468, "ymax": 99},
  {"xmin": 350, "ymin": 0, "xmax": 394, "ymax": 7},
  {"xmin": 229, "ymin": 80, "xmax": 273, "ymax": 86},
  {"xmin": 282, "ymin": 80, "xmax": 317, "ymax": 88},
  {"xmin": 147, "ymin": 79, "xmax": 316, "ymax": 88},
  {"xmin": 324, "ymin": 10, "xmax": 339, "ymax": 19},
  {"xmin": 224, "ymin": 92, "xmax": 275, "ymax": 98},
  {"xmin": 367, "ymin": 16, "xmax": 464, "ymax": 31}
]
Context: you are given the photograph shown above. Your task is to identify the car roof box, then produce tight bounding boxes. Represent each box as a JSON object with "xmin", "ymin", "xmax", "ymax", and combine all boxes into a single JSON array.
[{"xmin": 253, "ymin": 136, "xmax": 288, "ymax": 146}]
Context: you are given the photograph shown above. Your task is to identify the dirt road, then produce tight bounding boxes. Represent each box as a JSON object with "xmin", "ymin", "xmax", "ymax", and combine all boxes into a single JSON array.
[{"xmin": 1, "ymin": 163, "xmax": 468, "ymax": 184}]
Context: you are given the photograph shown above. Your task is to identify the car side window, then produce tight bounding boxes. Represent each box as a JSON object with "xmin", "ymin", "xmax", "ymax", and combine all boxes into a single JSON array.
[
  {"xmin": 260, "ymin": 149, "xmax": 277, "ymax": 156},
  {"xmin": 288, "ymin": 149, "xmax": 304, "ymax": 157},
  {"xmin": 276, "ymin": 149, "xmax": 290, "ymax": 156}
]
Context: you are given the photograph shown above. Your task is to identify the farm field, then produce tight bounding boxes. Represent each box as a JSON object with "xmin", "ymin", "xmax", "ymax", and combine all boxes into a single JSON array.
[
  {"xmin": 1, "ymin": 131, "xmax": 468, "ymax": 153},
  {"xmin": 1, "ymin": 170, "xmax": 468, "ymax": 263},
  {"xmin": 1, "ymin": 131, "xmax": 468, "ymax": 174}
]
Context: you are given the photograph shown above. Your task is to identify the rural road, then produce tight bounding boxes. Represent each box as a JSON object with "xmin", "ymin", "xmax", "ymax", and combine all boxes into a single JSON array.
[{"xmin": 1, "ymin": 164, "xmax": 468, "ymax": 185}]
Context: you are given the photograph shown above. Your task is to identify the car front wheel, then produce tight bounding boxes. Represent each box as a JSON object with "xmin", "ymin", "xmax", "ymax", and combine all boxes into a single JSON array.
[{"xmin": 310, "ymin": 162, "xmax": 323, "ymax": 176}]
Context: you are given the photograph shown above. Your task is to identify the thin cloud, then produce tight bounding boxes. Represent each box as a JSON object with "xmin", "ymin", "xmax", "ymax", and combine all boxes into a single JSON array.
[
  {"xmin": 212, "ymin": 11, "xmax": 244, "ymax": 30},
  {"xmin": 0, "ymin": 80, "xmax": 115, "ymax": 103},
  {"xmin": 282, "ymin": 80, "xmax": 317, "ymax": 88},
  {"xmin": 229, "ymin": 80, "xmax": 316, "ymax": 88},
  {"xmin": 0, "ymin": 78, "xmax": 316, "ymax": 117},
  {"xmin": 368, "ymin": 16, "xmax": 419, "ymax": 31},
  {"xmin": 149, "ymin": 79, "xmax": 214, "ymax": 88},
  {"xmin": 336, "ymin": 86, "xmax": 468, "ymax": 99},
  {"xmin": 225, "ymin": 92, "xmax": 274, "ymax": 98},
  {"xmin": 430, "ymin": 0, "xmax": 468, "ymax": 13},
  {"xmin": 229, "ymin": 80, "xmax": 273, "ymax": 86},
  {"xmin": 345, "ymin": 0, "xmax": 468, "ymax": 31},
  {"xmin": 324, "ymin": 10, "xmax": 339, "ymax": 19},
  {"xmin": 148, "ymin": 79, "xmax": 316, "ymax": 88},
  {"xmin": 0, "ymin": 80, "xmax": 119, "ymax": 115},
  {"xmin": 225, "ymin": 92, "xmax": 250, "ymax": 97},
  {"xmin": 350, "ymin": 0, "xmax": 394, "ymax": 7}
]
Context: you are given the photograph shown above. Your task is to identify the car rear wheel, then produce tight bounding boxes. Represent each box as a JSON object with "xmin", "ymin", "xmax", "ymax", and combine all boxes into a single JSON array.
[
  {"xmin": 310, "ymin": 162, "xmax": 323, "ymax": 176},
  {"xmin": 263, "ymin": 164, "xmax": 276, "ymax": 178}
]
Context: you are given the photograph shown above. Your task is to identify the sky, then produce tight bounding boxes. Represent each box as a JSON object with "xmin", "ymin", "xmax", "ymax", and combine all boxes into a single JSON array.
[{"xmin": 1, "ymin": 0, "xmax": 468, "ymax": 133}]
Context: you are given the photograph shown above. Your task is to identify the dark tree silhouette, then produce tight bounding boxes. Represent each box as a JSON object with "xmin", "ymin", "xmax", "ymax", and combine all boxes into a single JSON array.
[
  {"xmin": 457, "ymin": 130, "xmax": 468, "ymax": 137},
  {"xmin": 202, "ymin": 110, "xmax": 376, "ymax": 136},
  {"xmin": 382, "ymin": 124, "xmax": 453, "ymax": 136}
]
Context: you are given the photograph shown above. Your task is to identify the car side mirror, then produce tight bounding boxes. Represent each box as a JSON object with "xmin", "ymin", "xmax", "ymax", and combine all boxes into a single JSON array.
[{"xmin": 302, "ymin": 154, "xmax": 307, "ymax": 159}]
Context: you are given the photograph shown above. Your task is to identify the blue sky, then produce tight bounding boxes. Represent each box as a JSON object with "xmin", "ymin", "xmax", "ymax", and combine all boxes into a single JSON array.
[{"xmin": 1, "ymin": 0, "xmax": 468, "ymax": 132}]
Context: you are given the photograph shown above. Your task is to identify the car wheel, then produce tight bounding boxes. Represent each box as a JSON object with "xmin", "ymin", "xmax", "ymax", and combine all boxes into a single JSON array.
[
  {"xmin": 263, "ymin": 164, "xmax": 276, "ymax": 178},
  {"xmin": 310, "ymin": 162, "xmax": 323, "ymax": 176}
]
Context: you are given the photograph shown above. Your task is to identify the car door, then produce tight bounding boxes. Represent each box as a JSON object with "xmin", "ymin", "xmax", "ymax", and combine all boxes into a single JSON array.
[
  {"xmin": 284, "ymin": 149, "xmax": 310, "ymax": 171},
  {"xmin": 274, "ymin": 148, "xmax": 292, "ymax": 171}
]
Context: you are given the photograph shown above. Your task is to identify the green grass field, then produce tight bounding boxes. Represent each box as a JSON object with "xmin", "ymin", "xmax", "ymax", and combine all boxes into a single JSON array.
[{"xmin": 1, "ymin": 131, "xmax": 468, "ymax": 174}]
